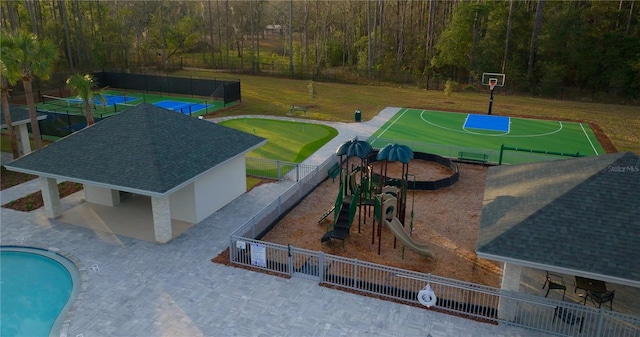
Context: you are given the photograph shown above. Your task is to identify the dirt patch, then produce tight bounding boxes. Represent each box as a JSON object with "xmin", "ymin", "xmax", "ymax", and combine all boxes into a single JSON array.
[
  {"xmin": 2, "ymin": 182, "xmax": 83, "ymax": 212},
  {"xmin": 256, "ymin": 160, "xmax": 501, "ymax": 287},
  {"xmin": 1, "ymin": 166, "xmax": 37, "ymax": 190}
]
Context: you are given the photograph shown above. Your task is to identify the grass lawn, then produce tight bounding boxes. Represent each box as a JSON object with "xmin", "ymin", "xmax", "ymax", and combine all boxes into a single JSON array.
[
  {"xmin": 175, "ymin": 69, "xmax": 639, "ymax": 154},
  {"xmin": 3, "ymin": 71, "xmax": 638, "ymax": 191},
  {"xmin": 219, "ymin": 118, "xmax": 338, "ymax": 162}
]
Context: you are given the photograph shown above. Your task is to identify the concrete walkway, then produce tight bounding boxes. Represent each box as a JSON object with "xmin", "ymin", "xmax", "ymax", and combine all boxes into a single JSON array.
[{"xmin": 0, "ymin": 109, "xmax": 549, "ymax": 337}]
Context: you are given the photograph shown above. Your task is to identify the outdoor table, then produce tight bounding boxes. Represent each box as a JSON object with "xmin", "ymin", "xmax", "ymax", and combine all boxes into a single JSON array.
[{"xmin": 574, "ymin": 276, "xmax": 607, "ymax": 294}]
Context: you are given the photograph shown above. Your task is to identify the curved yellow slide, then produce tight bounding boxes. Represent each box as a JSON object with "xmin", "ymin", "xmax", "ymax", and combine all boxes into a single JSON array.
[{"xmin": 384, "ymin": 217, "xmax": 435, "ymax": 258}]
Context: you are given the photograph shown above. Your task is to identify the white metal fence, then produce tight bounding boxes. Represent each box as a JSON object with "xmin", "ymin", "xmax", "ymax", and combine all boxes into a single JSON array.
[
  {"xmin": 228, "ymin": 236, "xmax": 640, "ymax": 337},
  {"xmin": 230, "ymin": 153, "xmax": 639, "ymax": 337},
  {"xmin": 246, "ymin": 157, "xmax": 319, "ymax": 181}
]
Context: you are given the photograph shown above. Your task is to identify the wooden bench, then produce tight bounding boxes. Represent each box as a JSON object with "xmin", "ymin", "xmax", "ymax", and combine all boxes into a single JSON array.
[
  {"xmin": 327, "ymin": 162, "xmax": 341, "ymax": 182},
  {"xmin": 289, "ymin": 105, "xmax": 308, "ymax": 115},
  {"xmin": 458, "ymin": 151, "xmax": 488, "ymax": 164}
]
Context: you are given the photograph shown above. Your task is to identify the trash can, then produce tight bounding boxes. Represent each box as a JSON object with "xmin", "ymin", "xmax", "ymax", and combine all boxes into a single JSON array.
[{"xmin": 355, "ymin": 109, "xmax": 361, "ymax": 122}]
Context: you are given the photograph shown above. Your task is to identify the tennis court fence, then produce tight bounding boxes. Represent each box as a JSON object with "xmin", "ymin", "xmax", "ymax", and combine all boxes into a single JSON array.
[
  {"xmin": 228, "ymin": 156, "xmax": 640, "ymax": 337},
  {"xmin": 93, "ymin": 71, "xmax": 241, "ymax": 105}
]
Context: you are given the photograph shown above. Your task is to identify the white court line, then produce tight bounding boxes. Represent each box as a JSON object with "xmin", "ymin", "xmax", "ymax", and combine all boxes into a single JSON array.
[
  {"xmin": 420, "ymin": 110, "xmax": 563, "ymax": 137},
  {"xmin": 371, "ymin": 107, "xmax": 410, "ymax": 145},
  {"xmin": 579, "ymin": 123, "xmax": 599, "ymax": 155}
]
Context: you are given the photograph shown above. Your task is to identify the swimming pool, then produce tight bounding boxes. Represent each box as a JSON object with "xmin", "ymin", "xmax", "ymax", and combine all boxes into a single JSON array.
[{"xmin": 0, "ymin": 246, "xmax": 83, "ymax": 337}]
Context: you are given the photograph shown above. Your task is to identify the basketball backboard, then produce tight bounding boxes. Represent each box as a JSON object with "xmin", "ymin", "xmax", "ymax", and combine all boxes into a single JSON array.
[{"xmin": 481, "ymin": 73, "xmax": 506, "ymax": 87}]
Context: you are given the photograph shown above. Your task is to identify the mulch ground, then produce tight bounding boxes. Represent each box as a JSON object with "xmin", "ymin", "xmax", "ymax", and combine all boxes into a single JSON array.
[{"xmin": 215, "ymin": 158, "xmax": 502, "ymax": 287}]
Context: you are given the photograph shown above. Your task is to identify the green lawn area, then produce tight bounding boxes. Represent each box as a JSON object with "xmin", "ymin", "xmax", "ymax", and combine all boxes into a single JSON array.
[
  {"xmin": 4, "ymin": 71, "xmax": 638, "ymax": 190},
  {"xmin": 219, "ymin": 118, "xmax": 338, "ymax": 162},
  {"xmin": 175, "ymin": 69, "xmax": 639, "ymax": 154}
]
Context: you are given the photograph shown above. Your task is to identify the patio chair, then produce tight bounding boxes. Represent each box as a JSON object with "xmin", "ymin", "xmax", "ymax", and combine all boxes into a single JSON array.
[
  {"xmin": 582, "ymin": 290, "xmax": 615, "ymax": 310},
  {"xmin": 553, "ymin": 307, "xmax": 584, "ymax": 333},
  {"xmin": 543, "ymin": 271, "xmax": 567, "ymax": 300}
]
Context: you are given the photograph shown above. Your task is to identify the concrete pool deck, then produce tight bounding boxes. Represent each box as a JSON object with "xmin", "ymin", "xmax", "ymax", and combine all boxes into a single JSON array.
[{"xmin": 0, "ymin": 108, "xmax": 612, "ymax": 337}]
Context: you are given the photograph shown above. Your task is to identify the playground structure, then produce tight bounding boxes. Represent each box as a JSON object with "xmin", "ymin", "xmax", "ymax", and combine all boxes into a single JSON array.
[
  {"xmin": 320, "ymin": 138, "xmax": 436, "ymax": 258},
  {"xmin": 375, "ymin": 189, "xmax": 434, "ymax": 258}
]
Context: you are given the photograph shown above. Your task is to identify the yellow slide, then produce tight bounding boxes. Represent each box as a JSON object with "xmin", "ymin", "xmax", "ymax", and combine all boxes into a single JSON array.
[{"xmin": 384, "ymin": 217, "xmax": 434, "ymax": 258}]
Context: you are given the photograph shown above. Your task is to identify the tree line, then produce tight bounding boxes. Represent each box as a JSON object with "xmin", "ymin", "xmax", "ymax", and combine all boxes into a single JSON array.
[{"xmin": 1, "ymin": 0, "xmax": 639, "ymax": 101}]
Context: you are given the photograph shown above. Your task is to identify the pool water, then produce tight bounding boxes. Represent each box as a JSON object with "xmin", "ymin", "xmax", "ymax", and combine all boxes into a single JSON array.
[{"xmin": 0, "ymin": 247, "xmax": 76, "ymax": 337}]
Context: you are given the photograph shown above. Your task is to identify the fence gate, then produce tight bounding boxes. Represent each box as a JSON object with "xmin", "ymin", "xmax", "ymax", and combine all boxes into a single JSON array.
[{"xmin": 290, "ymin": 246, "xmax": 322, "ymax": 281}]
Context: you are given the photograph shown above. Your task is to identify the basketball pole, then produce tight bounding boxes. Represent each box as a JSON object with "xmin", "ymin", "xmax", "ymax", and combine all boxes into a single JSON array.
[{"xmin": 487, "ymin": 87, "xmax": 494, "ymax": 115}]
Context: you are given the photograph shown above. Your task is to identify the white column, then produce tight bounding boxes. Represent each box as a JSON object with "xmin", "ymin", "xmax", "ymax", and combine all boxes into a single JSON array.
[
  {"xmin": 40, "ymin": 177, "xmax": 62, "ymax": 218},
  {"xmin": 151, "ymin": 196, "xmax": 172, "ymax": 243},
  {"xmin": 16, "ymin": 124, "xmax": 32, "ymax": 156},
  {"xmin": 498, "ymin": 262, "xmax": 523, "ymax": 321}
]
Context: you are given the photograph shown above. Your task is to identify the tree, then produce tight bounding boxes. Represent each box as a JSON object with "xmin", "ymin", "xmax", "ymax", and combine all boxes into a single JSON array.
[
  {"xmin": 0, "ymin": 59, "xmax": 21, "ymax": 159},
  {"xmin": 65, "ymin": 74, "xmax": 104, "ymax": 126},
  {"xmin": 432, "ymin": 3, "xmax": 490, "ymax": 79},
  {"xmin": 527, "ymin": 0, "xmax": 545, "ymax": 82},
  {"xmin": 2, "ymin": 32, "xmax": 57, "ymax": 150}
]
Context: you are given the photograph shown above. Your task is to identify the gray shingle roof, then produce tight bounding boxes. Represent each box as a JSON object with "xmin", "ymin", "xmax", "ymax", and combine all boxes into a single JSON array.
[
  {"xmin": 0, "ymin": 105, "xmax": 46, "ymax": 127},
  {"xmin": 5, "ymin": 103, "xmax": 266, "ymax": 196},
  {"xmin": 477, "ymin": 152, "xmax": 640, "ymax": 286}
]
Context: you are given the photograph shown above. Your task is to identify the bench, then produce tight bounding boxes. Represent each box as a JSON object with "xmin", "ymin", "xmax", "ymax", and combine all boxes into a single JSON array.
[
  {"xmin": 289, "ymin": 105, "xmax": 308, "ymax": 115},
  {"xmin": 553, "ymin": 307, "xmax": 584, "ymax": 333},
  {"xmin": 327, "ymin": 162, "xmax": 341, "ymax": 182},
  {"xmin": 458, "ymin": 151, "xmax": 488, "ymax": 164}
]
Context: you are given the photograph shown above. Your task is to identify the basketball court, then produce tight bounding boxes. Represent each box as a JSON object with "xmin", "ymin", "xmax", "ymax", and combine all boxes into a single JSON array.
[{"xmin": 367, "ymin": 72, "xmax": 604, "ymax": 164}]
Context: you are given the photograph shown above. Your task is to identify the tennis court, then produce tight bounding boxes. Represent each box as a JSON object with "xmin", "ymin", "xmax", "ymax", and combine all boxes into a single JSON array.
[
  {"xmin": 154, "ymin": 100, "xmax": 211, "ymax": 115},
  {"xmin": 37, "ymin": 90, "xmax": 223, "ymax": 118},
  {"xmin": 368, "ymin": 109, "xmax": 605, "ymax": 164},
  {"xmin": 35, "ymin": 90, "xmax": 227, "ymax": 138}
]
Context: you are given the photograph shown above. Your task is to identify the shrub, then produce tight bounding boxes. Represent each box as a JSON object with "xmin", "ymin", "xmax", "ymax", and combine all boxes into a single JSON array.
[{"xmin": 444, "ymin": 80, "xmax": 459, "ymax": 96}]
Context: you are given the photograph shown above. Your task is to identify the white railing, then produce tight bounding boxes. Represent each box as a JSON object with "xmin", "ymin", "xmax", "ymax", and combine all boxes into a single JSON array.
[
  {"xmin": 230, "ymin": 153, "xmax": 639, "ymax": 336},
  {"xmin": 228, "ymin": 237, "xmax": 640, "ymax": 337},
  {"xmin": 246, "ymin": 157, "xmax": 321, "ymax": 181}
]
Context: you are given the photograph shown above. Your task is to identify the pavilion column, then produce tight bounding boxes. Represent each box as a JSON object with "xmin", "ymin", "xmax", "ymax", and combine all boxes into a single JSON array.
[
  {"xmin": 498, "ymin": 262, "xmax": 522, "ymax": 321},
  {"xmin": 16, "ymin": 124, "xmax": 32, "ymax": 157},
  {"xmin": 40, "ymin": 177, "xmax": 62, "ymax": 218},
  {"xmin": 151, "ymin": 196, "xmax": 172, "ymax": 243}
]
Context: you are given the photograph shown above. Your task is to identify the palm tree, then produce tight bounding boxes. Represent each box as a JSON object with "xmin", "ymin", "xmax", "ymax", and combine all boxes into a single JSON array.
[
  {"xmin": 66, "ymin": 74, "xmax": 105, "ymax": 126},
  {"xmin": 0, "ymin": 59, "xmax": 21, "ymax": 159},
  {"xmin": 3, "ymin": 32, "xmax": 58, "ymax": 150}
]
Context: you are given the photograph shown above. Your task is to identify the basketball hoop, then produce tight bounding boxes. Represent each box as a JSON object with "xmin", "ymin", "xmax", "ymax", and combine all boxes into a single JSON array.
[{"xmin": 489, "ymin": 78, "xmax": 498, "ymax": 91}]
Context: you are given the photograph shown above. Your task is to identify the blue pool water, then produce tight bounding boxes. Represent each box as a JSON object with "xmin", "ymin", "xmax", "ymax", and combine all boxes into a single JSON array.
[{"xmin": 0, "ymin": 247, "xmax": 78, "ymax": 337}]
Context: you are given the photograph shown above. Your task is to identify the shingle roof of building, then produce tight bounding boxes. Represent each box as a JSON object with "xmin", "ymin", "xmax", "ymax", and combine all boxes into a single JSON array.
[
  {"xmin": 5, "ymin": 103, "xmax": 266, "ymax": 196},
  {"xmin": 477, "ymin": 152, "xmax": 640, "ymax": 287},
  {"xmin": 0, "ymin": 105, "xmax": 46, "ymax": 127}
]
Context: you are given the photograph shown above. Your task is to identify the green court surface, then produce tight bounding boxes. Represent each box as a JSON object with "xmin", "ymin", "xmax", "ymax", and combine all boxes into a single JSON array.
[
  {"xmin": 220, "ymin": 118, "xmax": 338, "ymax": 162},
  {"xmin": 368, "ymin": 109, "xmax": 605, "ymax": 165},
  {"xmin": 36, "ymin": 89, "xmax": 227, "ymax": 118}
]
